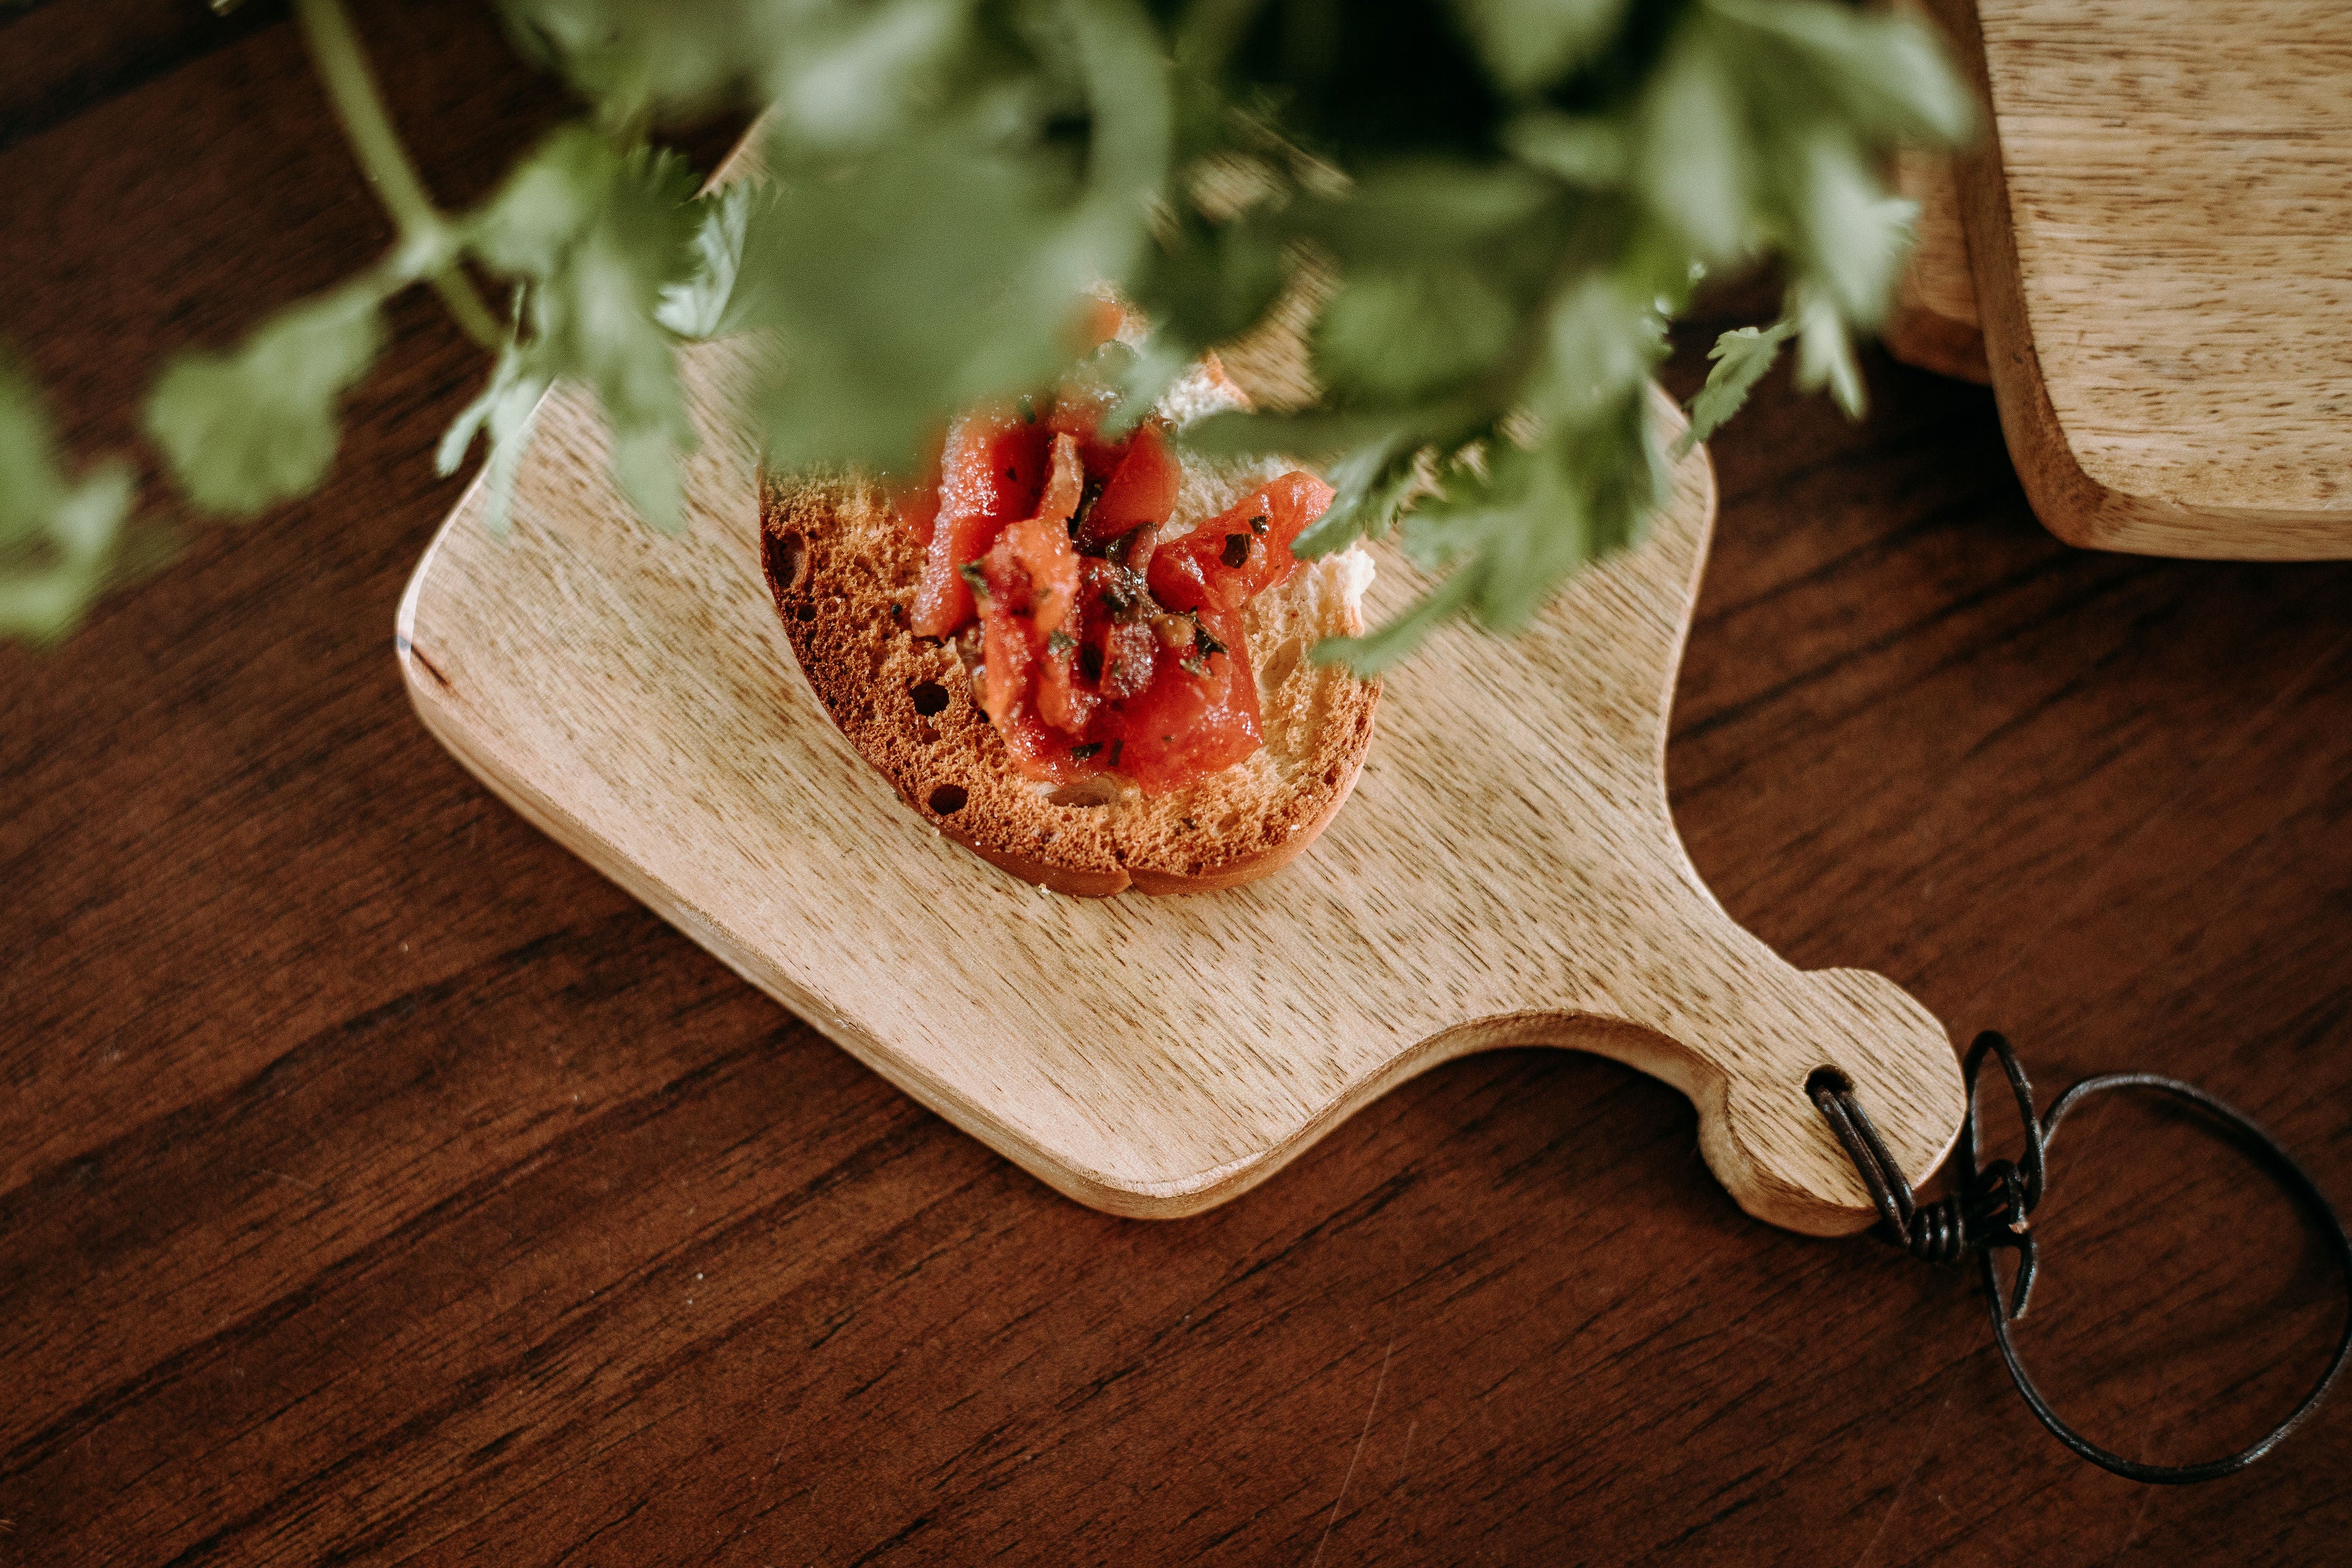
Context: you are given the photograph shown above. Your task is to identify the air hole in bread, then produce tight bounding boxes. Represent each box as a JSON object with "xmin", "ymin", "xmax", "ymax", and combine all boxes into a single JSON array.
[
  {"xmin": 772, "ymin": 529, "xmax": 810, "ymax": 592},
  {"xmin": 910, "ymin": 681, "xmax": 950, "ymax": 716},
  {"xmin": 1046, "ymin": 777, "xmax": 1120, "ymax": 808},
  {"xmin": 795, "ymin": 602, "xmax": 815, "ymax": 622},
  {"xmin": 928, "ymin": 784, "xmax": 968, "ymax": 815}
]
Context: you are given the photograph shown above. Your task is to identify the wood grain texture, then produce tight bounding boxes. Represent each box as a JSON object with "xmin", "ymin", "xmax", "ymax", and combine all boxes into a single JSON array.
[
  {"xmin": 1931, "ymin": 0, "xmax": 2352, "ymax": 557},
  {"xmin": 1884, "ymin": 148, "xmax": 1989, "ymax": 384},
  {"xmin": 397, "ymin": 344, "xmax": 1959, "ymax": 1235},
  {"xmin": 5, "ymin": 5, "xmax": 2349, "ymax": 1563},
  {"xmin": 1877, "ymin": 0, "xmax": 1985, "ymax": 385}
]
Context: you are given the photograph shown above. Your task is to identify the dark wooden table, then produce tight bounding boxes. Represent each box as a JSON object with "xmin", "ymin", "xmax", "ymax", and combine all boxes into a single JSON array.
[{"xmin": 6, "ymin": 7, "xmax": 2348, "ymax": 1564}]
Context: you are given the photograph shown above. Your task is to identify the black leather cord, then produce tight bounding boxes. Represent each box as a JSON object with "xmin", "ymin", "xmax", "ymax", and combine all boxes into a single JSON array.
[{"xmin": 1812, "ymin": 1032, "xmax": 2352, "ymax": 1485}]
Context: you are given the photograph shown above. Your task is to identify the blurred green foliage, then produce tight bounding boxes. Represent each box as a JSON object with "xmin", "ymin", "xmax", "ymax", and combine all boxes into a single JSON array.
[
  {"xmin": 0, "ymin": 355, "xmax": 137, "ymax": 644},
  {"xmin": 1, "ymin": 0, "xmax": 1970, "ymax": 663}
]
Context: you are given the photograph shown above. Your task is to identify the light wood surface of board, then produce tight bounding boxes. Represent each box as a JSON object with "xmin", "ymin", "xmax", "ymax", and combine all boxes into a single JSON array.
[
  {"xmin": 1931, "ymin": 0, "xmax": 2352, "ymax": 557},
  {"xmin": 1880, "ymin": 0, "xmax": 1985, "ymax": 384},
  {"xmin": 395, "ymin": 337, "xmax": 1963, "ymax": 1236},
  {"xmin": 1885, "ymin": 148, "xmax": 1988, "ymax": 384}
]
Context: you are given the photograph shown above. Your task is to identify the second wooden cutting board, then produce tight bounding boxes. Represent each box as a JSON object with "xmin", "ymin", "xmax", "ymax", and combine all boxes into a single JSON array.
[{"xmin": 1927, "ymin": 0, "xmax": 2352, "ymax": 557}]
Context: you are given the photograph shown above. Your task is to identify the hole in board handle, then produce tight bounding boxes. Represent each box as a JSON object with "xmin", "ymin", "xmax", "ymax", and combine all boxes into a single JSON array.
[{"xmin": 1806, "ymin": 1065, "xmax": 1854, "ymax": 1099}]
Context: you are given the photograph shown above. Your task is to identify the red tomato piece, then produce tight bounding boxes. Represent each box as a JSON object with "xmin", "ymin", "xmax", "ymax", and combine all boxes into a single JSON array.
[
  {"xmin": 1077, "ymin": 422, "xmax": 1180, "ymax": 551},
  {"xmin": 910, "ymin": 406, "xmax": 1049, "ymax": 637},
  {"xmin": 1148, "ymin": 470, "xmax": 1335, "ymax": 617},
  {"xmin": 1036, "ymin": 529, "xmax": 1105, "ymax": 738},
  {"xmin": 994, "ymin": 515, "xmax": 1079, "ymax": 634},
  {"xmin": 1105, "ymin": 596, "xmax": 1260, "ymax": 792},
  {"xmin": 1099, "ymin": 618, "xmax": 1158, "ymax": 700},
  {"xmin": 978, "ymin": 436, "xmax": 1085, "ymax": 753},
  {"xmin": 1036, "ymin": 638, "xmax": 1096, "ymax": 737},
  {"xmin": 996, "ymin": 702, "xmax": 1089, "ymax": 784},
  {"xmin": 1145, "ymin": 536, "xmax": 1213, "ymax": 619},
  {"xmin": 1034, "ymin": 431, "xmax": 1086, "ymax": 534},
  {"xmin": 1045, "ymin": 382, "xmax": 1128, "ymax": 480}
]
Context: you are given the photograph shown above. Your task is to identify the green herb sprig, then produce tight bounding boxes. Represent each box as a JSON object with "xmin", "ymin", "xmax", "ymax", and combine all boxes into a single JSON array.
[{"xmin": 0, "ymin": 0, "xmax": 1970, "ymax": 666}]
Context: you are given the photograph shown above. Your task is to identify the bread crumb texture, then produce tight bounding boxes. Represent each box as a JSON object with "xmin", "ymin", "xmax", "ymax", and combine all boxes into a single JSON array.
[{"xmin": 759, "ymin": 461, "xmax": 1379, "ymax": 898}]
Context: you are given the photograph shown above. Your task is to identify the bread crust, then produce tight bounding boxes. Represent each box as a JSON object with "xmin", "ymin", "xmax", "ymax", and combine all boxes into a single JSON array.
[{"xmin": 759, "ymin": 470, "xmax": 1379, "ymax": 897}]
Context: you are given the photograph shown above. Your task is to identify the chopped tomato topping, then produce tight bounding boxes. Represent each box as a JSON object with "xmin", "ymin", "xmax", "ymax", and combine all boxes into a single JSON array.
[
  {"xmin": 977, "ymin": 691, "xmax": 1092, "ymax": 785},
  {"xmin": 903, "ymin": 380, "xmax": 1332, "ymax": 794},
  {"xmin": 1078, "ymin": 423, "xmax": 1181, "ymax": 552},
  {"xmin": 977, "ymin": 435, "xmax": 1083, "ymax": 732},
  {"xmin": 1107, "ymin": 594, "xmax": 1260, "ymax": 791},
  {"xmin": 976, "ymin": 599, "xmax": 1033, "ymax": 733},
  {"xmin": 911, "ymin": 406, "xmax": 1050, "ymax": 638},
  {"xmin": 1030, "ymin": 431, "xmax": 1087, "ymax": 544},
  {"xmin": 1100, "ymin": 614, "xmax": 1161, "ymax": 702},
  {"xmin": 1042, "ymin": 381, "xmax": 1134, "ymax": 484},
  {"xmin": 1147, "ymin": 470, "xmax": 1336, "ymax": 617},
  {"xmin": 1036, "ymin": 633, "xmax": 1096, "ymax": 738}
]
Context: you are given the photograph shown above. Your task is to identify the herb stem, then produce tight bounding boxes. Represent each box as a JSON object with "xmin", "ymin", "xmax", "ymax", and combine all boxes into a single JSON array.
[{"xmin": 293, "ymin": 0, "xmax": 502, "ymax": 350}]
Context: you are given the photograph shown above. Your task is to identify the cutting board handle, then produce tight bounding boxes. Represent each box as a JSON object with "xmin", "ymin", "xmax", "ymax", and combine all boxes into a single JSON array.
[{"xmin": 1523, "ymin": 875, "xmax": 1966, "ymax": 1237}]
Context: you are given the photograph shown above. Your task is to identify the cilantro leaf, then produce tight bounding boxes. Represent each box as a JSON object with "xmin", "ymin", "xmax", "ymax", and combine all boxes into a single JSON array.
[
  {"xmin": 749, "ymin": 0, "xmax": 1171, "ymax": 472},
  {"xmin": 0, "ymin": 352, "xmax": 136, "ymax": 643},
  {"xmin": 1635, "ymin": 20, "xmax": 1752, "ymax": 261},
  {"xmin": 1315, "ymin": 265, "xmax": 1518, "ymax": 402},
  {"xmin": 1452, "ymin": 0, "xmax": 1631, "ymax": 96},
  {"xmin": 655, "ymin": 178, "xmax": 762, "ymax": 340},
  {"xmin": 436, "ymin": 332, "xmax": 552, "ymax": 536},
  {"xmin": 1793, "ymin": 127, "xmax": 1916, "ymax": 324},
  {"xmin": 463, "ymin": 127, "xmax": 704, "ymax": 531},
  {"xmin": 1533, "ymin": 274, "xmax": 1667, "ymax": 425},
  {"xmin": 495, "ymin": 0, "xmax": 772, "ymax": 122},
  {"xmin": 764, "ymin": 0, "xmax": 970, "ymax": 151},
  {"xmin": 1295, "ymin": 437, "xmax": 1428, "ymax": 556},
  {"xmin": 1678, "ymin": 319, "xmax": 1796, "ymax": 456},
  {"xmin": 144, "ymin": 285, "xmax": 385, "ymax": 515},
  {"xmin": 1791, "ymin": 282, "xmax": 1866, "ymax": 417},
  {"xmin": 1707, "ymin": 0, "xmax": 1976, "ymax": 146},
  {"xmin": 1505, "ymin": 110, "xmax": 1631, "ymax": 188}
]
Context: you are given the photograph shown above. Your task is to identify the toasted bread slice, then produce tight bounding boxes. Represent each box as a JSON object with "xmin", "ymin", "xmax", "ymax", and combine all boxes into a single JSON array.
[{"xmin": 758, "ymin": 367, "xmax": 1379, "ymax": 897}]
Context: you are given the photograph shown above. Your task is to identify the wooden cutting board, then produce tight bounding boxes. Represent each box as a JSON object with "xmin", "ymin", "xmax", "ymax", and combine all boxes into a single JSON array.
[
  {"xmin": 395, "ymin": 339, "xmax": 1963, "ymax": 1236},
  {"xmin": 1885, "ymin": 148, "xmax": 1987, "ymax": 385},
  {"xmin": 1925, "ymin": 0, "xmax": 2352, "ymax": 557}
]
